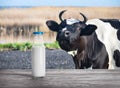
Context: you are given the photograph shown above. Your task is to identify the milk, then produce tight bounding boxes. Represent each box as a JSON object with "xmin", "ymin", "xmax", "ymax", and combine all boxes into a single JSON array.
[
  {"xmin": 32, "ymin": 46, "xmax": 45, "ymax": 77},
  {"xmin": 31, "ymin": 31, "xmax": 46, "ymax": 77}
]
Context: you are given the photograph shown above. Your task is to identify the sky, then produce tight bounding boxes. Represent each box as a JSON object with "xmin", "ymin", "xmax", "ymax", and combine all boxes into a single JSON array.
[{"xmin": 0, "ymin": 0, "xmax": 120, "ymax": 7}]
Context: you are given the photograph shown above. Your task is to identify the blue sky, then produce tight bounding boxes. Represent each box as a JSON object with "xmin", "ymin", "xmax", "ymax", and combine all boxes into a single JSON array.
[{"xmin": 0, "ymin": 0, "xmax": 120, "ymax": 7}]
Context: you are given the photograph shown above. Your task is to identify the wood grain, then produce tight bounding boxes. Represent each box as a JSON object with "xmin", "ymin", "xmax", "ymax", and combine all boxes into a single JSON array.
[{"xmin": 0, "ymin": 69, "xmax": 120, "ymax": 88}]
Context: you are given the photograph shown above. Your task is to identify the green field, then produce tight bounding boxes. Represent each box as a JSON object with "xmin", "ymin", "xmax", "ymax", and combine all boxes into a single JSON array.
[{"xmin": 0, "ymin": 41, "xmax": 60, "ymax": 51}]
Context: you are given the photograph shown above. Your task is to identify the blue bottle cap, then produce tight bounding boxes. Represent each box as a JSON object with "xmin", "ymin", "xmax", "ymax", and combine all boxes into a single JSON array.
[{"xmin": 33, "ymin": 32, "xmax": 44, "ymax": 35}]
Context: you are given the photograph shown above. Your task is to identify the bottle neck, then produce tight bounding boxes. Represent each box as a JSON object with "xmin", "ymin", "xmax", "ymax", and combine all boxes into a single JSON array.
[{"xmin": 33, "ymin": 34, "xmax": 44, "ymax": 46}]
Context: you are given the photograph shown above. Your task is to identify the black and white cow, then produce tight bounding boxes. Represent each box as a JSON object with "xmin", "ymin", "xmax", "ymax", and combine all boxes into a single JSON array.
[
  {"xmin": 46, "ymin": 10, "xmax": 108, "ymax": 69},
  {"xmin": 85, "ymin": 19, "xmax": 120, "ymax": 69}
]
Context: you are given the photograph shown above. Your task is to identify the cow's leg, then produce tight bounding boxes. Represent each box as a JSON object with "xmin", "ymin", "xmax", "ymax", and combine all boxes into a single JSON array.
[
  {"xmin": 105, "ymin": 47, "xmax": 116, "ymax": 69},
  {"xmin": 113, "ymin": 50, "xmax": 120, "ymax": 67},
  {"xmin": 108, "ymin": 57, "xmax": 116, "ymax": 69},
  {"xmin": 72, "ymin": 55, "xmax": 80, "ymax": 69},
  {"xmin": 68, "ymin": 50, "xmax": 79, "ymax": 69},
  {"xmin": 69, "ymin": 50, "xmax": 85, "ymax": 69}
]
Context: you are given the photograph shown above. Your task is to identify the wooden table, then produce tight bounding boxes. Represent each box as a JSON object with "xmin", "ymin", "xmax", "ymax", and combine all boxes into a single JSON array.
[{"xmin": 0, "ymin": 69, "xmax": 120, "ymax": 88}]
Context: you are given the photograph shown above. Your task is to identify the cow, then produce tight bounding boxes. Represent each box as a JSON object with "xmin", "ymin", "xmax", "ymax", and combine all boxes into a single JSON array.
[
  {"xmin": 85, "ymin": 19, "xmax": 120, "ymax": 69},
  {"xmin": 46, "ymin": 10, "xmax": 108, "ymax": 69}
]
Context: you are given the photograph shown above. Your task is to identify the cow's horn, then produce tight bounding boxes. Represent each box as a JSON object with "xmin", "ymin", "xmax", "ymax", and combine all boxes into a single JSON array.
[
  {"xmin": 80, "ymin": 13, "xmax": 87, "ymax": 23},
  {"xmin": 59, "ymin": 10, "xmax": 67, "ymax": 21}
]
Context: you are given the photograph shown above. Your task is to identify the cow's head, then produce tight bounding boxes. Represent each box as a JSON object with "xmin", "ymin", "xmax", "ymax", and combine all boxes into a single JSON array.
[{"xmin": 46, "ymin": 10, "xmax": 97, "ymax": 51}]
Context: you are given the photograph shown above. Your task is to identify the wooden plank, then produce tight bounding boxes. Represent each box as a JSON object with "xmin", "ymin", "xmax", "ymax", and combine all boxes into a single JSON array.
[{"xmin": 0, "ymin": 69, "xmax": 120, "ymax": 88}]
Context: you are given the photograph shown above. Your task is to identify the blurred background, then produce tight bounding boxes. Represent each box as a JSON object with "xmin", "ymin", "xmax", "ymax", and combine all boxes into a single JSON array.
[
  {"xmin": 0, "ymin": 0, "xmax": 120, "ymax": 69},
  {"xmin": 0, "ymin": 0, "xmax": 120, "ymax": 44}
]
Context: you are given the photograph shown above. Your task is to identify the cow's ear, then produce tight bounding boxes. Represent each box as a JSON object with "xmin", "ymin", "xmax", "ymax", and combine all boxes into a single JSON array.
[
  {"xmin": 80, "ymin": 24, "xmax": 97, "ymax": 36},
  {"xmin": 46, "ymin": 20, "xmax": 59, "ymax": 32}
]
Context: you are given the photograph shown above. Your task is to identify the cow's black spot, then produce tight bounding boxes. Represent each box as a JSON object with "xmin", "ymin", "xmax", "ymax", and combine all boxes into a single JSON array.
[
  {"xmin": 113, "ymin": 49, "xmax": 120, "ymax": 67},
  {"xmin": 117, "ymin": 29, "xmax": 120, "ymax": 41},
  {"xmin": 100, "ymin": 19, "xmax": 120, "ymax": 30},
  {"xmin": 100, "ymin": 19, "xmax": 120, "ymax": 41}
]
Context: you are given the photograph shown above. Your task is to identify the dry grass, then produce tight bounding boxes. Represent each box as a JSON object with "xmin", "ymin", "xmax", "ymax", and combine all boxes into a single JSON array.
[{"xmin": 0, "ymin": 6, "xmax": 120, "ymax": 32}]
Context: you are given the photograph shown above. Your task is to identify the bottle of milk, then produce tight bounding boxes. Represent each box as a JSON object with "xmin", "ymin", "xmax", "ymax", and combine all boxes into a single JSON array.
[{"xmin": 32, "ymin": 32, "xmax": 46, "ymax": 77}]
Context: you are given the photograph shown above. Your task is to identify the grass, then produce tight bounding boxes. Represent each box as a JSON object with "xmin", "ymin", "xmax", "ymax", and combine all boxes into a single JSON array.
[
  {"xmin": 0, "ymin": 41, "xmax": 60, "ymax": 51},
  {"xmin": 0, "ymin": 42, "xmax": 32, "ymax": 51},
  {"xmin": 44, "ymin": 41, "xmax": 60, "ymax": 49}
]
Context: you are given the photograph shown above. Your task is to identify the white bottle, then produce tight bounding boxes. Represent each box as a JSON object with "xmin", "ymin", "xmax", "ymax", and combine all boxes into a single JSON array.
[{"xmin": 32, "ymin": 32, "xmax": 46, "ymax": 77}]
